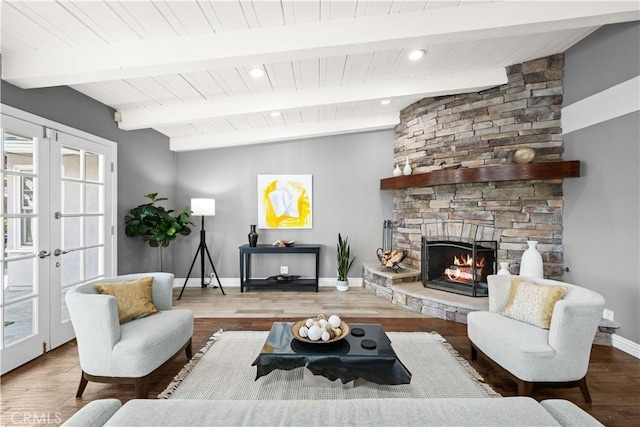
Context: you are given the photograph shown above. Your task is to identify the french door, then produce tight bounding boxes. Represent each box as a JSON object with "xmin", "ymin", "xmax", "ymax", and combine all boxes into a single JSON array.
[{"xmin": 1, "ymin": 108, "xmax": 116, "ymax": 374}]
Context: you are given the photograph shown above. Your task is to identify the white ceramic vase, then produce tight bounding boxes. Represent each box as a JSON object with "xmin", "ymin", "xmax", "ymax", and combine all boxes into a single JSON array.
[
  {"xmin": 393, "ymin": 164, "xmax": 402, "ymax": 177},
  {"xmin": 497, "ymin": 262, "xmax": 511, "ymax": 276},
  {"xmin": 519, "ymin": 241, "xmax": 543, "ymax": 278},
  {"xmin": 403, "ymin": 157, "xmax": 412, "ymax": 175},
  {"xmin": 336, "ymin": 279, "xmax": 349, "ymax": 292}
]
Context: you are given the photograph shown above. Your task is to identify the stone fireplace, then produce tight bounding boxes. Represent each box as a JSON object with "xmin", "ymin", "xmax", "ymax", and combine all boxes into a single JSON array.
[
  {"xmin": 422, "ymin": 236, "xmax": 496, "ymax": 297},
  {"xmin": 388, "ymin": 54, "xmax": 572, "ymax": 282}
]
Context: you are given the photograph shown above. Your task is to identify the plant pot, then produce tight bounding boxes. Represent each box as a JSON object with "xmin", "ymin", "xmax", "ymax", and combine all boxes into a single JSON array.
[{"xmin": 336, "ymin": 279, "xmax": 349, "ymax": 292}]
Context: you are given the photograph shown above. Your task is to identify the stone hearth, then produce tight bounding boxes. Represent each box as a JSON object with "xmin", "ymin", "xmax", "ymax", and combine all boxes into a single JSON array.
[{"xmin": 362, "ymin": 263, "xmax": 487, "ymax": 324}]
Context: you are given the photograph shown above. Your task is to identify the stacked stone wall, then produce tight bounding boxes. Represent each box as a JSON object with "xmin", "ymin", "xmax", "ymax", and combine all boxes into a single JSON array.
[{"xmin": 392, "ymin": 54, "xmax": 565, "ymax": 279}]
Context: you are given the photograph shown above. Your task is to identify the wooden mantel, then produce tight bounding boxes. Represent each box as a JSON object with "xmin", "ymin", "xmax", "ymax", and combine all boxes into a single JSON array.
[{"xmin": 380, "ymin": 161, "xmax": 580, "ymax": 190}]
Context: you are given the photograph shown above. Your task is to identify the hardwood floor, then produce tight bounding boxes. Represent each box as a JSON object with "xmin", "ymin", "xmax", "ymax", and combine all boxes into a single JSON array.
[{"xmin": 1, "ymin": 286, "xmax": 638, "ymax": 426}]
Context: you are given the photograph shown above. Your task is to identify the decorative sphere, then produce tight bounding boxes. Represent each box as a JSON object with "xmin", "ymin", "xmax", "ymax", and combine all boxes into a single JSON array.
[
  {"xmin": 307, "ymin": 325, "xmax": 323, "ymax": 341},
  {"xmin": 328, "ymin": 315, "xmax": 341, "ymax": 328}
]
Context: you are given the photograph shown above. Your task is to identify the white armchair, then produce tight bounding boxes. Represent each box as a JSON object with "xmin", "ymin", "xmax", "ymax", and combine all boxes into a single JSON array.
[
  {"xmin": 66, "ymin": 272, "xmax": 194, "ymax": 399},
  {"xmin": 467, "ymin": 275, "xmax": 605, "ymax": 402}
]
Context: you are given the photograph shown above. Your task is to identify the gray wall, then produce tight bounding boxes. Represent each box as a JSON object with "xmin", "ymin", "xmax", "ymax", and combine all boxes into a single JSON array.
[
  {"xmin": 562, "ymin": 22, "xmax": 640, "ymax": 343},
  {"xmin": 174, "ymin": 131, "xmax": 395, "ymax": 281},
  {"xmin": 1, "ymin": 81, "xmax": 177, "ymax": 274}
]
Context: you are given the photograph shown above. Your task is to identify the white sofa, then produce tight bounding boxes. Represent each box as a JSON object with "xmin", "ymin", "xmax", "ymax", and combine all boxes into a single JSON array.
[
  {"xmin": 65, "ymin": 272, "xmax": 194, "ymax": 398},
  {"xmin": 62, "ymin": 396, "xmax": 603, "ymax": 426},
  {"xmin": 467, "ymin": 275, "xmax": 605, "ymax": 402}
]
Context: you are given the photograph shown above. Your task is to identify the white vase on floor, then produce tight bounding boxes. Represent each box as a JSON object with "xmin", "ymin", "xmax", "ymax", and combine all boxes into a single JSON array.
[
  {"xmin": 519, "ymin": 241, "xmax": 543, "ymax": 278},
  {"xmin": 497, "ymin": 262, "xmax": 511, "ymax": 275}
]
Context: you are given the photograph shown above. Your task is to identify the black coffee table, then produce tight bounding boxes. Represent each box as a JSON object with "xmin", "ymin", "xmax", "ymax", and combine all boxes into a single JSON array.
[{"xmin": 251, "ymin": 322, "xmax": 412, "ymax": 385}]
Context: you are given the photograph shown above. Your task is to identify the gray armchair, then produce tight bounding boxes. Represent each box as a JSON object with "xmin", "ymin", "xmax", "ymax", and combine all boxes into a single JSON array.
[
  {"xmin": 467, "ymin": 275, "xmax": 605, "ymax": 402},
  {"xmin": 66, "ymin": 272, "xmax": 193, "ymax": 399}
]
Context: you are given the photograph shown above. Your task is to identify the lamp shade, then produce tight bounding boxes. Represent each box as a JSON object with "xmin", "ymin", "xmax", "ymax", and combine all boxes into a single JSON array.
[{"xmin": 191, "ymin": 198, "xmax": 216, "ymax": 216}]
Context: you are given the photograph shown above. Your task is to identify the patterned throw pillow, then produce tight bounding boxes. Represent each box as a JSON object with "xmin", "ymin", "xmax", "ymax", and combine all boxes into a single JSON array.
[
  {"xmin": 501, "ymin": 278, "xmax": 567, "ymax": 329},
  {"xmin": 95, "ymin": 277, "xmax": 159, "ymax": 324}
]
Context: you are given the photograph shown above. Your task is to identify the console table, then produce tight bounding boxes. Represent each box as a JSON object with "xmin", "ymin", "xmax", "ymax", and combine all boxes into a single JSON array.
[{"xmin": 238, "ymin": 244, "xmax": 321, "ymax": 292}]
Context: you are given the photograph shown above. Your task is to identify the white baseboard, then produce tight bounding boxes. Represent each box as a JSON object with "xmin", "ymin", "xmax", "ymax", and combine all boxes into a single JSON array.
[
  {"xmin": 174, "ymin": 277, "xmax": 363, "ymax": 288},
  {"xmin": 612, "ymin": 334, "xmax": 640, "ymax": 359}
]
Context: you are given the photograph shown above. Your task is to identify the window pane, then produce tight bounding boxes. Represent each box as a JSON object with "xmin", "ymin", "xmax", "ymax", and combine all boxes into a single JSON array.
[
  {"xmin": 85, "ymin": 184, "xmax": 103, "ymax": 213},
  {"xmin": 63, "ymin": 217, "xmax": 82, "ymax": 249},
  {"xmin": 61, "ymin": 147, "xmax": 81, "ymax": 179},
  {"xmin": 84, "ymin": 247, "xmax": 102, "ymax": 280},
  {"xmin": 85, "ymin": 152, "xmax": 103, "ymax": 182},
  {"xmin": 4, "ymin": 298, "xmax": 36, "ymax": 346},
  {"xmin": 3, "ymin": 259, "xmax": 35, "ymax": 303},
  {"xmin": 62, "ymin": 182, "xmax": 82, "ymax": 214},
  {"xmin": 4, "ymin": 132, "xmax": 35, "ymax": 171},
  {"xmin": 4, "ymin": 218, "xmax": 35, "ymax": 255},
  {"xmin": 61, "ymin": 251, "xmax": 82, "ymax": 286},
  {"xmin": 85, "ymin": 216, "xmax": 103, "ymax": 247}
]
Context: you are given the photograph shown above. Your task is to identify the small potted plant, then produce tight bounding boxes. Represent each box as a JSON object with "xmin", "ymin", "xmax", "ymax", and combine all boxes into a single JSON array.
[
  {"xmin": 124, "ymin": 193, "xmax": 193, "ymax": 271},
  {"xmin": 337, "ymin": 233, "xmax": 356, "ymax": 292}
]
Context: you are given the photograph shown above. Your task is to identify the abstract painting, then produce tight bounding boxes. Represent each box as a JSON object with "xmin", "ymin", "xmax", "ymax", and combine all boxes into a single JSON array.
[{"xmin": 257, "ymin": 174, "xmax": 312, "ymax": 229}]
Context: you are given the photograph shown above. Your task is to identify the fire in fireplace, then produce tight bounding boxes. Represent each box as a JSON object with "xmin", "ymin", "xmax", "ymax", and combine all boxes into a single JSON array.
[{"xmin": 422, "ymin": 238, "xmax": 496, "ymax": 297}]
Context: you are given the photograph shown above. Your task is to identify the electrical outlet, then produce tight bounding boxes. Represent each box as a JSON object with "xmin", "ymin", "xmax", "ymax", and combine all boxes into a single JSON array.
[
  {"xmin": 603, "ymin": 309, "xmax": 614, "ymax": 321},
  {"xmin": 280, "ymin": 266, "xmax": 288, "ymax": 274}
]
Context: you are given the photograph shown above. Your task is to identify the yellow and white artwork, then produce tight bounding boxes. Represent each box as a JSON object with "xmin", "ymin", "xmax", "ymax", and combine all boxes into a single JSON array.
[{"xmin": 257, "ymin": 175, "xmax": 312, "ymax": 229}]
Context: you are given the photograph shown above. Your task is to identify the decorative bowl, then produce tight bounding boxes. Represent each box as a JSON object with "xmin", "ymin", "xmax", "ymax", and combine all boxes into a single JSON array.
[{"xmin": 291, "ymin": 320, "xmax": 349, "ymax": 344}]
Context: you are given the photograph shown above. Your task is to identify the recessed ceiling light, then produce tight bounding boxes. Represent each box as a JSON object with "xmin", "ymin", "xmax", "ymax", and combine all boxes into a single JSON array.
[
  {"xmin": 408, "ymin": 49, "xmax": 426, "ymax": 61},
  {"xmin": 248, "ymin": 67, "xmax": 265, "ymax": 78},
  {"xmin": 270, "ymin": 111, "xmax": 281, "ymax": 117},
  {"xmin": 380, "ymin": 99, "xmax": 391, "ymax": 106}
]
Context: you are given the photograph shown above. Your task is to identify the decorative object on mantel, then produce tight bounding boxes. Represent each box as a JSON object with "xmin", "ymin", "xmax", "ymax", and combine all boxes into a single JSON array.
[
  {"xmin": 519, "ymin": 241, "xmax": 544, "ymax": 278},
  {"xmin": 272, "ymin": 239, "xmax": 295, "ymax": 247},
  {"xmin": 248, "ymin": 224, "xmax": 258, "ymax": 247},
  {"xmin": 497, "ymin": 262, "xmax": 511, "ymax": 276},
  {"xmin": 403, "ymin": 157, "xmax": 412, "ymax": 175},
  {"xmin": 336, "ymin": 233, "xmax": 355, "ymax": 292},
  {"xmin": 376, "ymin": 248, "xmax": 407, "ymax": 271},
  {"xmin": 513, "ymin": 147, "xmax": 536, "ymax": 164},
  {"xmin": 393, "ymin": 164, "xmax": 402, "ymax": 177}
]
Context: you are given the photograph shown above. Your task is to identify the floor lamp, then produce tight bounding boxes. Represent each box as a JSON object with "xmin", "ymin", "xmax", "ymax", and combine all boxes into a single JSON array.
[{"xmin": 177, "ymin": 198, "xmax": 225, "ymax": 299}]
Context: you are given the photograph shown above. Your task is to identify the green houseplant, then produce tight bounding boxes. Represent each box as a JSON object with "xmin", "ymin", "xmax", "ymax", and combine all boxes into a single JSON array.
[
  {"xmin": 124, "ymin": 193, "xmax": 193, "ymax": 271},
  {"xmin": 336, "ymin": 233, "xmax": 356, "ymax": 292}
]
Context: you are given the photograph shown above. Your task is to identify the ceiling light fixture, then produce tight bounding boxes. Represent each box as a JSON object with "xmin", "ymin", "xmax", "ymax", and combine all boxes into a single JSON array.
[
  {"xmin": 408, "ymin": 49, "xmax": 426, "ymax": 61},
  {"xmin": 270, "ymin": 111, "xmax": 281, "ymax": 117},
  {"xmin": 380, "ymin": 99, "xmax": 391, "ymax": 106},
  {"xmin": 248, "ymin": 67, "xmax": 265, "ymax": 78}
]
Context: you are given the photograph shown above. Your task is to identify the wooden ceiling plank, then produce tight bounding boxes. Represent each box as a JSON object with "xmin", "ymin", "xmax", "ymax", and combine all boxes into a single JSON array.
[
  {"xmin": 291, "ymin": 0, "xmax": 321, "ymax": 24},
  {"xmin": 297, "ymin": 58, "xmax": 321, "ymax": 91},
  {"xmin": 117, "ymin": 67, "xmax": 506, "ymax": 130},
  {"xmin": 169, "ymin": 114, "xmax": 400, "ymax": 151},
  {"xmin": 118, "ymin": 2, "xmax": 177, "ymax": 38},
  {"xmin": 213, "ymin": 68, "xmax": 253, "ymax": 98},
  {"xmin": 69, "ymin": 2, "xmax": 141, "ymax": 43},
  {"xmin": 153, "ymin": 2, "xmax": 189, "ymax": 36},
  {"xmin": 323, "ymin": 55, "xmax": 348, "ymax": 88},
  {"xmin": 250, "ymin": 1, "xmax": 286, "ymax": 28},
  {"xmin": 211, "ymin": 1, "xmax": 251, "ymax": 31},
  {"xmin": 1, "ymin": 3, "xmax": 72, "ymax": 50},
  {"xmin": 5, "ymin": 2, "xmax": 638, "ymax": 88},
  {"xmin": 328, "ymin": 0, "xmax": 358, "ymax": 20}
]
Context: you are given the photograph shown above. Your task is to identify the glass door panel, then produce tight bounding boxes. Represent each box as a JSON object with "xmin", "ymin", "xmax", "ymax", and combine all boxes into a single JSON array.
[{"xmin": 0, "ymin": 114, "xmax": 50, "ymax": 375}]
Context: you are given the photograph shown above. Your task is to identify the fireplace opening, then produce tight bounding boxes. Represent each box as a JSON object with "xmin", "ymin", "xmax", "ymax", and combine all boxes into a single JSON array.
[{"xmin": 421, "ymin": 238, "xmax": 497, "ymax": 297}]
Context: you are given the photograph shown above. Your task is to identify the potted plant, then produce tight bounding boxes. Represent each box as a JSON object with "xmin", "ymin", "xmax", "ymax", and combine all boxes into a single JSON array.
[
  {"xmin": 124, "ymin": 193, "xmax": 193, "ymax": 271},
  {"xmin": 337, "ymin": 233, "xmax": 356, "ymax": 292}
]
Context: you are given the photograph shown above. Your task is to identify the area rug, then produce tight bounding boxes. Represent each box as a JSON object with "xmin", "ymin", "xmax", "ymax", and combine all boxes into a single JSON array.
[{"xmin": 159, "ymin": 330, "xmax": 500, "ymax": 400}]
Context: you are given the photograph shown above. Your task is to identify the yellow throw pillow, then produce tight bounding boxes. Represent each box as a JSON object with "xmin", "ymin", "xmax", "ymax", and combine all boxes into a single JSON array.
[
  {"xmin": 95, "ymin": 277, "xmax": 159, "ymax": 324},
  {"xmin": 501, "ymin": 277, "xmax": 566, "ymax": 329}
]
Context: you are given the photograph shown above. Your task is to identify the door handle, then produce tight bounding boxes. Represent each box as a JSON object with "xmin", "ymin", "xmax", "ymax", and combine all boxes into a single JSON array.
[
  {"xmin": 54, "ymin": 248, "xmax": 70, "ymax": 257},
  {"xmin": 38, "ymin": 250, "xmax": 51, "ymax": 259}
]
